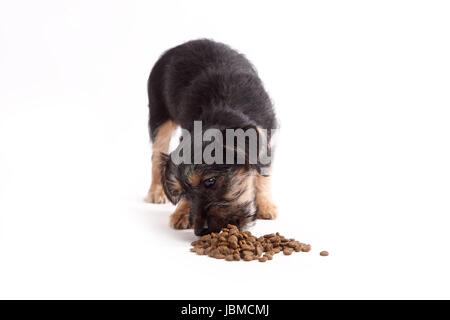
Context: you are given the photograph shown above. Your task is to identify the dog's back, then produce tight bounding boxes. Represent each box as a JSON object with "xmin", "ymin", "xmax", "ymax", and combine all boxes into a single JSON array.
[{"xmin": 148, "ymin": 39, "xmax": 276, "ymax": 137}]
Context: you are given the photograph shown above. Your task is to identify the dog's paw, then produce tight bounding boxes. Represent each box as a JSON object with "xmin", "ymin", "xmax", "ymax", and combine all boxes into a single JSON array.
[
  {"xmin": 145, "ymin": 185, "xmax": 168, "ymax": 204},
  {"xmin": 169, "ymin": 210, "xmax": 192, "ymax": 229},
  {"xmin": 256, "ymin": 200, "xmax": 278, "ymax": 220}
]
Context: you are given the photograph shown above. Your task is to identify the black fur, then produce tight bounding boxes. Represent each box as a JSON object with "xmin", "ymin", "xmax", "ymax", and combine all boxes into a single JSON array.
[{"xmin": 148, "ymin": 39, "xmax": 276, "ymax": 139}]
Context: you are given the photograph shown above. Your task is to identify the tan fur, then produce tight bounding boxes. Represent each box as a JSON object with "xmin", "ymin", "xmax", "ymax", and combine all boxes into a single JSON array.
[
  {"xmin": 169, "ymin": 197, "xmax": 191, "ymax": 229},
  {"xmin": 187, "ymin": 172, "xmax": 202, "ymax": 186},
  {"xmin": 206, "ymin": 170, "xmax": 256, "ymax": 227},
  {"xmin": 230, "ymin": 170, "xmax": 255, "ymax": 206},
  {"xmin": 254, "ymin": 173, "xmax": 278, "ymax": 219},
  {"xmin": 222, "ymin": 169, "xmax": 256, "ymax": 209},
  {"xmin": 207, "ymin": 207, "xmax": 229, "ymax": 220},
  {"xmin": 166, "ymin": 177, "xmax": 183, "ymax": 195},
  {"xmin": 145, "ymin": 120, "xmax": 178, "ymax": 203}
]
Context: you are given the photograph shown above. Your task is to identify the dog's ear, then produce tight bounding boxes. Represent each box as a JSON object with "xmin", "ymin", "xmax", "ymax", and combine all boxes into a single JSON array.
[
  {"xmin": 221, "ymin": 124, "xmax": 268, "ymax": 173},
  {"xmin": 160, "ymin": 153, "xmax": 181, "ymax": 205}
]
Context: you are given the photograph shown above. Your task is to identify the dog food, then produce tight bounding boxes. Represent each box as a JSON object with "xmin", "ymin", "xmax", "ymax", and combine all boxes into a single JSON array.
[
  {"xmin": 320, "ymin": 251, "xmax": 329, "ymax": 256},
  {"xmin": 190, "ymin": 224, "xmax": 311, "ymax": 262}
]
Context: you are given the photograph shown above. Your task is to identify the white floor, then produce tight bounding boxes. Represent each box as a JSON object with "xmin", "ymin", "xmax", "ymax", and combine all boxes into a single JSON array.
[{"xmin": 1, "ymin": 1, "xmax": 450, "ymax": 299}]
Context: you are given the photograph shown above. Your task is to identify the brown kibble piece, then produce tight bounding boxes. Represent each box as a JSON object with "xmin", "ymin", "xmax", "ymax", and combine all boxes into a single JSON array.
[
  {"xmin": 287, "ymin": 241, "xmax": 298, "ymax": 248},
  {"xmin": 255, "ymin": 245, "xmax": 263, "ymax": 257},
  {"xmin": 241, "ymin": 250, "xmax": 254, "ymax": 257},
  {"xmin": 200, "ymin": 234, "xmax": 211, "ymax": 241},
  {"xmin": 225, "ymin": 255, "xmax": 234, "ymax": 261},
  {"xmin": 258, "ymin": 256, "xmax": 268, "ymax": 262},
  {"xmin": 320, "ymin": 251, "xmax": 329, "ymax": 256},
  {"xmin": 243, "ymin": 255, "xmax": 254, "ymax": 261},
  {"xmin": 264, "ymin": 233, "xmax": 275, "ymax": 239},
  {"xmin": 302, "ymin": 244, "xmax": 312, "ymax": 252},
  {"xmin": 230, "ymin": 242, "xmax": 239, "ymax": 249},
  {"xmin": 264, "ymin": 253, "xmax": 273, "ymax": 260}
]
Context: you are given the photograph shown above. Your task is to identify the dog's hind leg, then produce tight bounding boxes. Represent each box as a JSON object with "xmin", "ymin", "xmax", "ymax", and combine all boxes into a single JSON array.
[
  {"xmin": 255, "ymin": 173, "xmax": 278, "ymax": 219},
  {"xmin": 145, "ymin": 53, "xmax": 179, "ymax": 203},
  {"xmin": 145, "ymin": 119, "xmax": 178, "ymax": 203}
]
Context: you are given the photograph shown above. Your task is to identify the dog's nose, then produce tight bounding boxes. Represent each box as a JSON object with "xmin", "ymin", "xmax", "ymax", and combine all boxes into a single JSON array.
[
  {"xmin": 194, "ymin": 227, "xmax": 209, "ymax": 236},
  {"xmin": 194, "ymin": 220, "xmax": 209, "ymax": 236}
]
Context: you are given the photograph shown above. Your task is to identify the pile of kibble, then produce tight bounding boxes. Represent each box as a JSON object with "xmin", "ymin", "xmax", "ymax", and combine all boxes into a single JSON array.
[{"xmin": 190, "ymin": 224, "xmax": 312, "ymax": 262}]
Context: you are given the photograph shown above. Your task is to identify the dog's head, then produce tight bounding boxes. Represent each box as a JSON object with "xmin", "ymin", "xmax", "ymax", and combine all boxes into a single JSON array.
[
  {"xmin": 159, "ymin": 123, "xmax": 274, "ymax": 235},
  {"xmin": 160, "ymin": 154, "xmax": 257, "ymax": 235}
]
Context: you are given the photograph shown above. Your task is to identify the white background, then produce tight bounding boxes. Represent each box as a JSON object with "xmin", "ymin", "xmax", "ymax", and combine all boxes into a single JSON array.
[{"xmin": 1, "ymin": 0, "xmax": 449, "ymax": 299}]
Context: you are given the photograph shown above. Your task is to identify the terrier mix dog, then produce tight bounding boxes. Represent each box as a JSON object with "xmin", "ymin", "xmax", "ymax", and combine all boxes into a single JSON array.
[{"xmin": 145, "ymin": 39, "xmax": 278, "ymax": 236}]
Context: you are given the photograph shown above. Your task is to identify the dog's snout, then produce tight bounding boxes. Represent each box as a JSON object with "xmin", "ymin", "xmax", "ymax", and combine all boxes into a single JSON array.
[
  {"xmin": 194, "ymin": 227, "xmax": 209, "ymax": 236},
  {"xmin": 194, "ymin": 220, "xmax": 209, "ymax": 236}
]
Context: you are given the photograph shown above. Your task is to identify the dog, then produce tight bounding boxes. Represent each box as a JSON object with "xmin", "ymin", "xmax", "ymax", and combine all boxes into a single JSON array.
[{"xmin": 145, "ymin": 39, "xmax": 278, "ymax": 236}]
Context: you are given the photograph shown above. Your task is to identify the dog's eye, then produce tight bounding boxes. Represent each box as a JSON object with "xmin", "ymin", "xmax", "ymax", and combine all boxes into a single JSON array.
[{"xmin": 203, "ymin": 177, "xmax": 216, "ymax": 188}]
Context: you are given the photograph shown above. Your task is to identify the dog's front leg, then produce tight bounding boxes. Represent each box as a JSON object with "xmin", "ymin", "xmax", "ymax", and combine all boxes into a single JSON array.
[
  {"xmin": 169, "ymin": 197, "xmax": 192, "ymax": 229},
  {"xmin": 255, "ymin": 173, "xmax": 278, "ymax": 220}
]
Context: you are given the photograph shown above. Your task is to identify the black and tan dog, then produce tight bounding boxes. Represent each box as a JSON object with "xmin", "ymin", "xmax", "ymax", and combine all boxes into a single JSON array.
[{"xmin": 145, "ymin": 39, "xmax": 278, "ymax": 236}]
